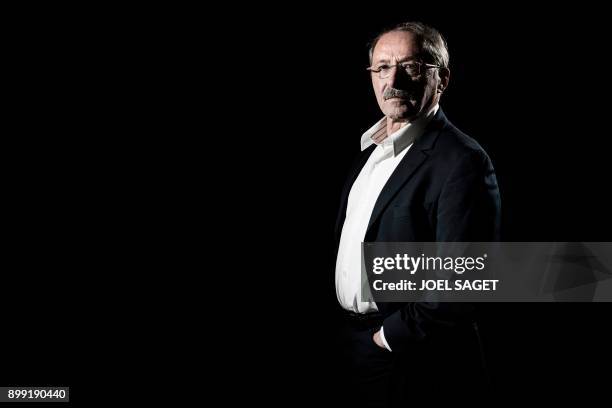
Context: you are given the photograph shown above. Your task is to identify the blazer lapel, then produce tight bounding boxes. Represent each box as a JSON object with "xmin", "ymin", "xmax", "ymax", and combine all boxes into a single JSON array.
[{"xmin": 365, "ymin": 109, "xmax": 448, "ymax": 236}]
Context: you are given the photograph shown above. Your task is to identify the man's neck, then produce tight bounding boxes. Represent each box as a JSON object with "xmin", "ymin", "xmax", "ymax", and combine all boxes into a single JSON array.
[{"xmin": 385, "ymin": 118, "xmax": 409, "ymax": 136}]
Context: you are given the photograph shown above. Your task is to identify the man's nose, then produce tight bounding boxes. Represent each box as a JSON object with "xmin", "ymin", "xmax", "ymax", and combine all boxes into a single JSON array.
[{"xmin": 387, "ymin": 66, "xmax": 411, "ymax": 89}]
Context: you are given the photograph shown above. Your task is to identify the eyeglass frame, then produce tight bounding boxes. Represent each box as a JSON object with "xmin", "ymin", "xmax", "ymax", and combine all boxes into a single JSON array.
[{"xmin": 366, "ymin": 61, "xmax": 441, "ymax": 78}]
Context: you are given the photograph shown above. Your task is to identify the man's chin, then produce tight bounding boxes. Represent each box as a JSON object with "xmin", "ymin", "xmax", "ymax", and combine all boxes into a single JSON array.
[
  {"xmin": 384, "ymin": 99, "xmax": 419, "ymax": 116},
  {"xmin": 385, "ymin": 106, "xmax": 417, "ymax": 121}
]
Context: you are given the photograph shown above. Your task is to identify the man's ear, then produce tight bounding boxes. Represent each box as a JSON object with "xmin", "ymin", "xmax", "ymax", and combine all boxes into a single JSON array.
[{"xmin": 438, "ymin": 67, "xmax": 450, "ymax": 93}]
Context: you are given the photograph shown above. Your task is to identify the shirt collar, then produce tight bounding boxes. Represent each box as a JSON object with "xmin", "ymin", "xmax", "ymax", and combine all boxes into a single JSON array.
[{"xmin": 360, "ymin": 104, "xmax": 439, "ymax": 157}]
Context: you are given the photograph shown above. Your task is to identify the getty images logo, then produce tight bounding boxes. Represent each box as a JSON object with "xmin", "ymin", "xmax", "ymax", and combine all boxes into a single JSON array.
[{"xmin": 372, "ymin": 253, "xmax": 488, "ymax": 275}]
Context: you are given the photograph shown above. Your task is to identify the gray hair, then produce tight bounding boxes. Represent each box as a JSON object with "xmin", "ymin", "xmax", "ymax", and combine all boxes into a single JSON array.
[{"xmin": 368, "ymin": 22, "xmax": 449, "ymax": 69}]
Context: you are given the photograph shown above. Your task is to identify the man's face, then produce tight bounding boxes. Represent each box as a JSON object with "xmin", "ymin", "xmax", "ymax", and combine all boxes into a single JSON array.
[{"xmin": 370, "ymin": 31, "xmax": 446, "ymax": 121}]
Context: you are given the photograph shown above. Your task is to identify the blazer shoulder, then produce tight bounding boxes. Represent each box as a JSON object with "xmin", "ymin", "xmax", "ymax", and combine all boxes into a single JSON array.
[{"xmin": 434, "ymin": 121, "xmax": 492, "ymax": 166}]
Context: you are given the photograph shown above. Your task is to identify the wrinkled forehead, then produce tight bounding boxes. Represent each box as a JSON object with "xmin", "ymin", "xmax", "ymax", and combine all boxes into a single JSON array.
[{"xmin": 372, "ymin": 31, "xmax": 421, "ymax": 63}]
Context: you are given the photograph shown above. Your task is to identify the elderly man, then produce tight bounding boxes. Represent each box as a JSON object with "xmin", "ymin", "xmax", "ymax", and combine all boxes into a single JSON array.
[{"xmin": 334, "ymin": 22, "xmax": 501, "ymax": 405}]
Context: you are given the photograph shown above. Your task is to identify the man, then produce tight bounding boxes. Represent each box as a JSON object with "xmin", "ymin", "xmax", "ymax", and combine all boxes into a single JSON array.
[{"xmin": 334, "ymin": 22, "xmax": 501, "ymax": 405}]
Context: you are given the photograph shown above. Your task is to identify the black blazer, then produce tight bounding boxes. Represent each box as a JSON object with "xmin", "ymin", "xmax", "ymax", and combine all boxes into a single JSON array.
[{"xmin": 335, "ymin": 108, "xmax": 501, "ymax": 357}]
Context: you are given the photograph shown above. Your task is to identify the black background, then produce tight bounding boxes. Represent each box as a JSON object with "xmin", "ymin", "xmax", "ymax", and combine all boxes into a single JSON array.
[
  {"xmin": 237, "ymin": 4, "xmax": 612, "ymax": 403},
  {"xmin": 3, "ymin": 3, "xmax": 612, "ymax": 404}
]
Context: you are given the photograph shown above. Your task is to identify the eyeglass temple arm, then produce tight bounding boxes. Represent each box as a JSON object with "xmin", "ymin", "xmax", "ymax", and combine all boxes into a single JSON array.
[{"xmin": 366, "ymin": 63, "xmax": 441, "ymax": 72}]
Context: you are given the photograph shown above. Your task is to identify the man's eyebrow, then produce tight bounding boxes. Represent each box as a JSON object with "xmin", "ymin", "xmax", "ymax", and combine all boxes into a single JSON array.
[
  {"xmin": 373, "ymin": 56, "xmax": 419, "ymax": 64},
  {"xmin": 396, "ymin": 57, "xmax": 418, "ymax": 63}
]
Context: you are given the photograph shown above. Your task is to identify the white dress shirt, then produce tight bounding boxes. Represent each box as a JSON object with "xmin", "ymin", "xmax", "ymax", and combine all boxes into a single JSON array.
[{"xmin": 335, "ymin": 105, "xmax": 439, "ymax": 351}]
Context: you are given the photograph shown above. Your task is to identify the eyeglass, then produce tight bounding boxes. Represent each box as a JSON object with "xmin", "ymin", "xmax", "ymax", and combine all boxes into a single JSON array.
[{"xmin": 367, "ymin": 61, "xmax": 441, "ymax": 79}]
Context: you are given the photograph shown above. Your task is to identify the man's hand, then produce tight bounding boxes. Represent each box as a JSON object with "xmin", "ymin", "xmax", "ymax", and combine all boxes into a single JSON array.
[{"xmin": 373, "ymin": 330, "xmax": 386, "ymax": 349}]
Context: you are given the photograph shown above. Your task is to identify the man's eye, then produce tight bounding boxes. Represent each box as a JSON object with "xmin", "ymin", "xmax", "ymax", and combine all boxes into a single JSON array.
[{"xmin": 377, "ymin": 65, "xmax": 391, "ymax": 71}]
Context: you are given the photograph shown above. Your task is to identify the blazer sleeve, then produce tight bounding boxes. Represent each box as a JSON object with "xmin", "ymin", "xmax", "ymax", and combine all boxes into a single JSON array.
[{"xmin": 381, "ymin": 148, "xmax": 501, "ymax": 352}]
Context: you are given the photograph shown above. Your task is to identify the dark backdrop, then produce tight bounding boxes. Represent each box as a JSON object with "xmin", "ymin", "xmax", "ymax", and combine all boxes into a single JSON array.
[
  {"xmin": 3, "ymin": 4, "xmax": 611, "ymax": 404},
  {"xmin": 244, "ymin": 5, "xmax": 612, "ymax": 402}
]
